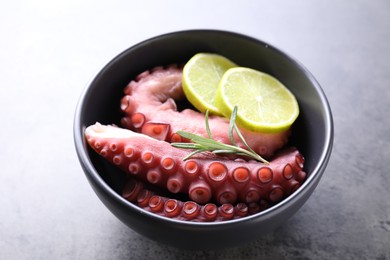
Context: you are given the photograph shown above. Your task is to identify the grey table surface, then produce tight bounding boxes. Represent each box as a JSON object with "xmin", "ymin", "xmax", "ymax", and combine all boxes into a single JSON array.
[{"xmin": 1, "ymin": 0, "xmax": 389, "ymax": 259}]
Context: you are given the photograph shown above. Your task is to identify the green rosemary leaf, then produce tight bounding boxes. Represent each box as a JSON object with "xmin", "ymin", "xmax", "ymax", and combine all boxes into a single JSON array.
[
  {"xmin": 233, "ymin": 121, "xmax": 259, "ymax": 156},
  {"xmin": 175, "ymin": 130, "xmax": 200, "ymax": 140},
  {"xmin": 211, "ymin": 149, "xmax": 238, "ymax": 154},
  {"xmin": 228, "ymin": 106, "xmax": 238, "ymax": 146},
  {"xmin": 170, "ymin": 142, "xmax": 194, "ymax": 148},
  {"xmin": 177, "ymin": 131, "xmax": 227, "ymax": 150},
  {"xmin": 205, "ymin": 110, "xmax": 212, "ymax": 139},
  {"xmin": 171, "ymin": 106, "xmax": 269, "ymax": 164},
  {"xmin": 171, "ymin": 142, "xmax": 204, "ymax": 149},
  {"xmin": 182, "ymin": 149, "xmax": 209, "ymax": 161}
]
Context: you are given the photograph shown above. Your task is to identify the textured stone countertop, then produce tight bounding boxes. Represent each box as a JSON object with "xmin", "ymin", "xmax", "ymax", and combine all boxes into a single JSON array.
[{"xmin": 1, "ymin": 1, "xmax": 389, "ymax": 259}]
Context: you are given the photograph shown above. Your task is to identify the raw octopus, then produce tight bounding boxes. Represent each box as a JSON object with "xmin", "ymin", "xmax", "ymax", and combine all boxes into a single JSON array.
[
  {"xmin": 85, "ymin": 123, "xmax": 306, "ymax": 206},
  {"xmin": 120, "ymin": 65, "xmax": 290, "ymax": 159},
  {"xmin": 85, "ymin": 64, "xmax": 307, "ymax": 222}
]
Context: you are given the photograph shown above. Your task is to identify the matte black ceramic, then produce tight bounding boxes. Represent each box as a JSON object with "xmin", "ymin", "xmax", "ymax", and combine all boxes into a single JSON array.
[{"xmin": 74, "ymin": 30, "xmax": 333, "ymax": 249}]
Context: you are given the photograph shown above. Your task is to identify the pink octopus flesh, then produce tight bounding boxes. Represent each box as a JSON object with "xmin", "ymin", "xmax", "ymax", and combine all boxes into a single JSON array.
[
  {"xmin": 85, "ymin": 64, "xmax": 306, "ymax": 222},
  {"xmin": 120, "ymin": 65, "xmax": 290, "ymax": 159},
  {"xmin": 122, "ymin": 177, "xmax": 270, "ymax": 222},
  {"xmin": 85, "ymin": 123, "xmax": 306, "ymax": 206}
]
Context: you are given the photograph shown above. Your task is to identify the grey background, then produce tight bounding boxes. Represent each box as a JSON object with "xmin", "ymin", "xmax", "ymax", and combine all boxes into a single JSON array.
[{"xmin": 1, "ymin": 0, "xmax": 389, "ymax": 259}]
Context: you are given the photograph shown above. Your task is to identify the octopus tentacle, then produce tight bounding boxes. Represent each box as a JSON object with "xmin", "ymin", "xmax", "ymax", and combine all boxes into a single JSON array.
[
  {"xmin": 119, "ymin": 65, "xmax": 289, "ymax": 159},
  {"xmin": 122, "ymin": 177, "xmax": 259, "ymax": 222},
  {"xmin": 85, "ymin": 123, "xmax": 306, "ymax": 205}
]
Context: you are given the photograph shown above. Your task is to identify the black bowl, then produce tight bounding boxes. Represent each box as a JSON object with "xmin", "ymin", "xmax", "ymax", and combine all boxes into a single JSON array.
[{"xmin": 74, "ymin": 30, "xmax": 333, "ymax": 249}]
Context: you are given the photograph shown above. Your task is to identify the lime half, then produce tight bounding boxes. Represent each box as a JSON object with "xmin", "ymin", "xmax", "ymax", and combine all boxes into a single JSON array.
[
  {"xmin": 182, "ymin": 53, "xmax": 237, "ymax": 115},
  {"xmin": 215, "ymin": 67, "xmax": 299, "ymax": 133}
]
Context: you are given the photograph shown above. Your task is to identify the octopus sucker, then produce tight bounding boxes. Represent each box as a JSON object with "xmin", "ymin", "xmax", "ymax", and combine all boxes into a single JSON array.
[
  {"xmin": 109, "ymin": 142, "xmax": 118, "ymax": 152},
  {"xmin": 112, "ymin": 155, "xmax": 123, "ymax": 165},
  {"xmin": 141, "ymin": 122, "xmax": 170, "ymax": 141},
  {"xmin": 296, "ymin": 171, "xmax": 307, "ymax": 183},
  {"xmin": 243, "ymin": 188, "xmax": 261, "ymax": 203},
  {"xmin": 257, "ymin": 167, "xmax": 273, "ymax": 184},
  {"xmin": 128, "ymin": 162, "xmax": 142, "ymax": 175},
  {"xmin": 207, "ymin": 162, "xmax": 228, "ymax": 182},
  {"xmin": 164, "ymin": 199, "xmax": 182, "ymax": 218},
  {"xmin": 161, "ymin": 157, "xmax": 176, "ymax": 172},
  {"xmin": 166, "ymin": 177, "xmax": 181, "ymax": 192},
  {"xmin": 124, "ymin": 146, "xmax": 135, "ymax": 158},
  {"xmin": 141, "ymin": 151, "xmax": 155, "ymax": 165},
  {"xmin": 218, "ymin": 204, "xmax": 235, "ymax": 220},
  {"xmin": 85, "ymin": 123, "xmax": 306, "ymax": 207},
  {"xmin": 202, "ymin": 204, "xmax": 218, "ymax": 221},
  {"xmin": 232, "ymin": 167, "xmax": 250, "ymax": 183},
  {"xmin": 99, "ymin": 149, "xmax": 108, "ymax": 157},
  {"xmin": 149, "ymin": 195, "xmax": 165, "ymax": 213},
  {"xmin": 234, "ymin": 203, "xmax": 249, "ymax": 217},
  {"xmin": 146, "ymin": 170, "xmax": 162, "ymax": 184},
  {"xmin": 170, "ymin": 133, "xmax": 183, "ymax": 143},
  {"xmin": 216, "ymin": 183, "xmax": 237, "ymax": 204},
  {"xmin": 188, "ymin": 180, "xmax": 212, "ymax": 204},
  {"xmin": 119, "ymin": 65, "xmax": 290, "ymax": 159},
  {"xmin": 136, "ymin": 189, "xmax": 153, "ymax": 207},
  {"xmin": 94, "ymin": 141, "xmax": 101, "ymax": 149},
  {"xmin": 282, "ymin": 164, "xmax": 294, "ymax": 180},
  {"xmin": 131, "ymin": 113, "xmax": 146, "ymax": 129},
  {"xmin": 122, "ymin": 178, "xmax": 143, "ymax": 202},
  {"xmin": 268, "ymin": 187, "xmax": 285, "ymax": 203},
  {"xmin": 184, "ymin": 160, "xmax": 200, "ymax": 175},
  {"xmin": 182, "ymin": 201, "xmax": 201, "ymax": 220}
]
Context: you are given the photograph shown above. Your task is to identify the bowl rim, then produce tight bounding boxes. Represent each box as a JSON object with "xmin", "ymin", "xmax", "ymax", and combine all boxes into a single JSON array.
[{"xmin": 74, "ymin": 29, "xmax": 334, "ymax": 227}]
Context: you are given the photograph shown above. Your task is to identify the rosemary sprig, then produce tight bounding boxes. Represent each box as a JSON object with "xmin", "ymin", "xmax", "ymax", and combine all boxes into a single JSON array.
[{"xmin": 171, "ymin": 106, "xmax": 269, "ymax": 164}]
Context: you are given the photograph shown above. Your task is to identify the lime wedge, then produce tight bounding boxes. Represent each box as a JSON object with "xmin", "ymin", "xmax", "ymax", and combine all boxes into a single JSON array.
[
  {"xmin": 182, "ymin": 53, "xmax": 237, "ymax": 115},
  {"xmin": 215, "ymin": 67, "xmax": 299, "ymax": 133}
]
